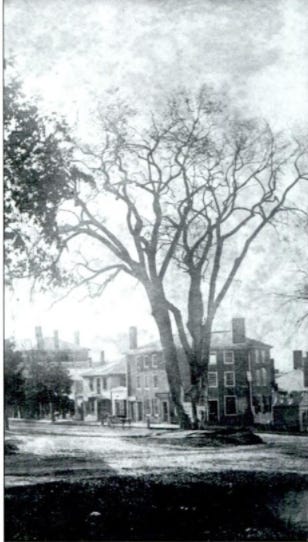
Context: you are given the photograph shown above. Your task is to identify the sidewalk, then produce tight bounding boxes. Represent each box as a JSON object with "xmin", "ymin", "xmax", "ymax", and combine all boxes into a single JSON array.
[{"xmin": 8, "ymin": 417, "xmax": 180, "ymax": 431}]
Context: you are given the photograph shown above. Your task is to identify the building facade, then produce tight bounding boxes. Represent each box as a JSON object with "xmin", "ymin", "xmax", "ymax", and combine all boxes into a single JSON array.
[
  {"xmin": 273, "ymin": 350, "xmax": 308, "ymax": 432},
  {"xmin": 126, "ymin": 319, "xmax": 275, "ymax": 426},
  {"xmin": 78, "ymin": 358, "xmax": 127, "ymax": 421}
]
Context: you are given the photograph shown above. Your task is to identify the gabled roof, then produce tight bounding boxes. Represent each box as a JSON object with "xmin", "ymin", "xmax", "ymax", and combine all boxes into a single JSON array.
[{"xmin": 82, "ymin": 359, "xmax": 126, "ymax": 377}]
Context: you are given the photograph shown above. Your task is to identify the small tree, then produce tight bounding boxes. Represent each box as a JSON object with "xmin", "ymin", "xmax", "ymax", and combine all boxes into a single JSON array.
[
  {"xmin": 25, "ymin": 362, "xmax": 72, "ymax": 421},
  {"xmin": 4, "ymin": 341, "xmax": 25, "ymax": 430}
]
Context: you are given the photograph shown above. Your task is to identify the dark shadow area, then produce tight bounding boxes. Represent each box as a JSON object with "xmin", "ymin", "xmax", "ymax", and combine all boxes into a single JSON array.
[{"xmin": 5, "ymin": 471, "xmax": 308, "ymax": 541}]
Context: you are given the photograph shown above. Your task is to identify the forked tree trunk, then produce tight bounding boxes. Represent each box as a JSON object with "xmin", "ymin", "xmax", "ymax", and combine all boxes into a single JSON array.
[{"xmin": 151, "ymin": 299, "xmax": 191, "ymax": 429}]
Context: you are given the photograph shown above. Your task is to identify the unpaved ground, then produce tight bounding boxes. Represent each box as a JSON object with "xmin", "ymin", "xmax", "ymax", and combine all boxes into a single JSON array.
[
  {"xmin": 5, "ymin": 420, "xmax": 308, "ymax": 540},
  {"xmin": 5, "ymin": 419, "xmax": 308, "ymax": 487}
]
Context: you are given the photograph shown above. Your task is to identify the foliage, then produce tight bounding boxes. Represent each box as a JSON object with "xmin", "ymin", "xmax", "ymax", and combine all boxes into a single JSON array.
[
  {"xmin": 24, "ymin": 361, "xmax": 73, "ymax": 419},
  {"xmin": 4, "ymin": 340, "xmax": 25, "ymax": 409},
  {"xmin": 4, "ymin": 340, "xmax": 25, "ymax": 428},
  {"xmin": 4, "ymin": 71, "xmax": 91, "ymax": 284},
  {"xmin": 5, "ymin": 82, "xmax": 308, "ymax": 426}
]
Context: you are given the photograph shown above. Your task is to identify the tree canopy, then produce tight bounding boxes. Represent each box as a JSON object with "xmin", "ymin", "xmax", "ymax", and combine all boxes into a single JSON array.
[
  {"xmin": 4, "ymin": 73, "xmax": 91, "ymax": 284},
  {"xmin": 5, "ymin": 82, "xmax": 308, "ymax": 427}
]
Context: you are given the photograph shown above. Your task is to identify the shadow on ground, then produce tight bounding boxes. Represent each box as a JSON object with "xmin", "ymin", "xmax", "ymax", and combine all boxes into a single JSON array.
[{"xmin": 5, "ymin": 470, "xmax": 308, "ymax": 541}]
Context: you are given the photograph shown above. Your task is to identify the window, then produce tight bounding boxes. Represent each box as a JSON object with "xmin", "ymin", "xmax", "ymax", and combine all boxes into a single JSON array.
[
  {"xmin": 152, "ymin": 353, "xmax": 159, "ymax": 368},
  {"xmin": 261, "ymin": 367, "xmax": 267, "ymax": 385},
  {"xmin": 153, "ymin": 375, "xmax": 159, "ymax": 388},
  {"xmin": 152, "ymin": 398, "xmax": 159, "ymax": 415},
  {"xmin": 144, "ymin": 355, "xmax": 150, "ymax": 369},
  {"xmin": 209, "ymin": 352, "xmax": 217, "ymax": 365},
  {"xmin": 136, "ymin": 356, "xmax": 143, "ymax": 371},
  {"xmin": 96, "ymin": 378, "xmax": 101, "ymax": 394},
  {"xmin": 261, "ymin": 350, "xmax": 267, "ymax": 363},
  {"xmin": 225, "ymin": 395, "xmax": 237, "ymax": 415},
  {"xmin": 255, "ymin": 350, "xmax": 262, "ymax": 364},
  {"xmin": 255, "ymin": 369, "xmax": 261, "ymax": 386},
  {"xmin": 102, "ymin": 377, "xmax": 107, "ymax": 390},
  {"xmin": 137, "ymin": 376, "xmax": 141, "ymax": 388},
  {"xmin": 89, "ymin": 378, "xmax": 94, "ymax": 391},
  {"xmin": 144, "ymin": 374, "xmax": 149, "ymax": 388},
  {"xmin": 115, "ymin": 400, "xmax": 126, "ymax": 417},
  {"xmin": 224, "ymin": 371, "xmax": 235, "ymax": 387},
  {"xmin": 208, "ymin": 372, "xmax": 218, "ymax": 387},
  {"xmin": 224, "ymin": 351, "xmax": 234, "ymax": 364}
]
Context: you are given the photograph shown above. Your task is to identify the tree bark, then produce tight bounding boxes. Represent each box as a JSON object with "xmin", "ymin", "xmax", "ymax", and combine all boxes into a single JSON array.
[{"xmin": 150, "ymin": 296, "xmax": 191, "ymax": 429}]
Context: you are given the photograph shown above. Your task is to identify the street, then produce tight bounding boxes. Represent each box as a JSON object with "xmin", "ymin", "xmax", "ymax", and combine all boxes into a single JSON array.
[
  {"xmin": 5, "ymin": 420, "xmax": 308, "ymax": 540},
  {"xmin": 5, "ymin": 419, "xmax": 308, "ymax": 486}
]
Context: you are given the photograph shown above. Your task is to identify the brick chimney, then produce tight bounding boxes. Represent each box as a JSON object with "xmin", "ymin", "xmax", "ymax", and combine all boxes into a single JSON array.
[
  {"xmin": 293, "ymin": 350, "xmax": 303, "ymax": 370},
  {"xmin": 100, "ymin": 351, "xmax": 105, "ymax": 364},
  {"xmin": 74, "ymin": 331, "xmax": 80, "ymax": 347},
  {"xmin": 35, "ymin": 326, "xmax": 44, "ymax": 349},
  {"xmin": 129, "ymin": 326, "xmax": 138, "ymax": 350},
  {"xmin": 232, "ymin": 318, "xmax": 246, "ymax": 344},
  {"xmin": 53, "ymin": 330, "xmax": 59, "ymax": 350}
]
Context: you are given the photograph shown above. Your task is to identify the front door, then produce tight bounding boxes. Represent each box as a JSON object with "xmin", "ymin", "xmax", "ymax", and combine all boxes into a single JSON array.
[
  {"xmin": 208, "ymin": 400, "xmax": 219, "ymax": 424},
  {"xmin": 137, "ymin": 401, "xmax": 143, "ymax": 421},
  {"xmin": 162, "ymin": 401, "xmax": 169, "ymax": 422}
]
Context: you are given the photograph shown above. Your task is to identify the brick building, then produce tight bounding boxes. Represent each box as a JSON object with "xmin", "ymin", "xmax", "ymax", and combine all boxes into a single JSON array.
[{"xmin": 126, "ymin": 319, "xmax": 275, "ymax": 426}]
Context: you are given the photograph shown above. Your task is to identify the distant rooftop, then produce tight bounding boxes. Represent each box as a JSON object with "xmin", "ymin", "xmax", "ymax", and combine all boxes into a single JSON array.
[
  {"xmin": 82, "ymin": 359, "xmax": 126, "ymax": 377},
  {"xmin": 127, "ymin": 333, "xmax": 271, "ymax": 354},
  {"xmin": 276, "ymin": 369, "xmax": 306, "ymax": 393}
]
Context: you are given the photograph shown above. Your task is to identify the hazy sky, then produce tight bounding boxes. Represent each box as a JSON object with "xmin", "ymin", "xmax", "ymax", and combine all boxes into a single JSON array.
[{"xmin": 5, "ymin": 0, "xmax": 308, "ymax": 368}]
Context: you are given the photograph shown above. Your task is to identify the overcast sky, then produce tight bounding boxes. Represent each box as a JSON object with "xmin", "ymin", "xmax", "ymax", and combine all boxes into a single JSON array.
[{"xmin": 5, "ymin": 0, "xmax": 308, "ymax": 368}]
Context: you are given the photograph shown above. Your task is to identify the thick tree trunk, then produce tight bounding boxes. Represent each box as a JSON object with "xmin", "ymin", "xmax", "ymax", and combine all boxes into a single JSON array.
[
  {"xmin": 188, "ymin": 319, "xmax": 213, "ymax": 427},
  {"xmin": 150, "ymin": 295, "xmax": 191, "ymax": 429}
]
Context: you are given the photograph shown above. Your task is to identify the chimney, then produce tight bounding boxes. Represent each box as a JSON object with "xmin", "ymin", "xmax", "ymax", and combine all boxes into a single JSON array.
[
  {"xmin": 74, "ymin": 331, "xmax": 80, "ymax": 347},
  {"xmin": 53, "ymin": 330, "xmax": 59, "ymax": 350},
  {"xmin": 100, "ymin": 351, "xmax": 105, "ymax": 364},
  {"xmin": 35, "ymin": 326, "xmax": 44, "ymax": 350},
  {"xmin": 129, "ymin": 326, "xmax": 138, "ymax": 350},
  {"xmin": 232, "ymin": 318, "xmax": 246, "ymax": 344},
  {"xmin": 293, "ymin": 350, "xmax": 303, "ymax": 370}
]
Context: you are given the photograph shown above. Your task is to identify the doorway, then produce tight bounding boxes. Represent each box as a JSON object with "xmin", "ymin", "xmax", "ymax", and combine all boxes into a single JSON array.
[
  {"xmin": 208, "ymin": 400, "xmax": 219, "ymax": 424},
  {"xmin": 162, "ymin": 401, "xmax": 169, "ymax": 422}
]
